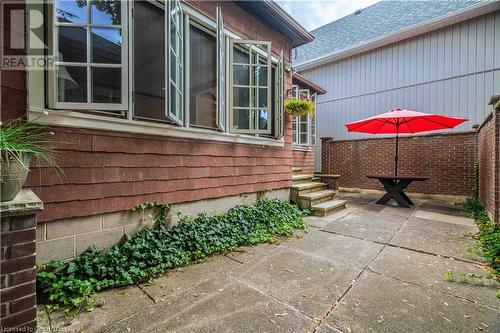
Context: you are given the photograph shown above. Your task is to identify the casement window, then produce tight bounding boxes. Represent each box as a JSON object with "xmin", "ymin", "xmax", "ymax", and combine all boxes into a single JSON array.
[
  {"xmin": 133, "ymin": 0, "xmax": 167, "ymax": 122},
  {"xmin": 292, "ymin": 86, "xmax": 316, "ymax": 146},
  {"xmin": 50, "ymin": 0, "xmax": 128, "ymax": 110},
  {"xmin": 38, "ymin": 1, "xmax": 285, "ymax": 143},
  {"xmin": 230, "ymin": 40, "xmax": 272, "ymax": 134}
]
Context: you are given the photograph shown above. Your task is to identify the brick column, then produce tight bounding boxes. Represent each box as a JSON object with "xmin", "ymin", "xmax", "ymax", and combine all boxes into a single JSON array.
[
  {"xmin": 1, "ymin": 189, "xmax": 43, "ymax": 331},
  {"xmin": 320, "ymin": 137, "xmax": 334, "ymax": 173}
]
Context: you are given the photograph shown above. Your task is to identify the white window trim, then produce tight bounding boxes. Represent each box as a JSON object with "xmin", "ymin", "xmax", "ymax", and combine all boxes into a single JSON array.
[
  {"xmin": 292, "ymin": 86, "xmax": 317, "ymax": 148},
  {"xmin": 49, "ymin": 0, "xmax": 128, "ymax": 111},
  {"xmin": 27, "ymin": 1, "xmax": 285, "ymax": 147},
  {"xmin": 28, "ymin": 107, "xmax": 284, "ymax": 147}
]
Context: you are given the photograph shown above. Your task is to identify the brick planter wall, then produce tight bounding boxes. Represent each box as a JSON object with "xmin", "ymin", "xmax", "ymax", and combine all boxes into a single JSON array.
[
  {"xmin": 1, "ymin": 190, "xmax": 43, "ymax": 332},
  {"xmin": 477, "ymin": 109, "xmax": 500, "ymax": 223},
  {"xmin": 321, "ymin": 131, "xmax": 477, "ymax": 196}
]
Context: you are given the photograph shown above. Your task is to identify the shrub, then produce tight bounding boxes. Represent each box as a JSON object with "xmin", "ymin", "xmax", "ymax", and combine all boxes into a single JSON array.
[
  {"xmin": 464, "ymin": 197, "xmax": 500, "ymax": 274},
  {"xmin": 37, "ymin": 199, "xmax": 306, "ymax": 314}
]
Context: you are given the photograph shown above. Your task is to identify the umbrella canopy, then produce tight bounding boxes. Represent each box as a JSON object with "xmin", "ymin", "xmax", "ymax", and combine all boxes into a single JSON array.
[
  {"xmin": 345, "ymin": 108, "xmax": 467, "ymax": 176},
  {"xmin": 345, "ymin": 108, "xmax": 467, "ymax": 134}
]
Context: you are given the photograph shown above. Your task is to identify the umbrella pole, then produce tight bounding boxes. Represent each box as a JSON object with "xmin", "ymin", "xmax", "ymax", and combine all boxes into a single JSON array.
[{"xmin": 395, "ymin": 122, "xmax": 399, "ymax": 177}]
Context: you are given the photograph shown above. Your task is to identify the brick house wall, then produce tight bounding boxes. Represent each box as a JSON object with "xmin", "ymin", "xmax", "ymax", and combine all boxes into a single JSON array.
[
  {"xmin": 1, "ymin": 1, "xmax": 297, "ymax": 262},
  {"xmin": 292, "ymin": 148, "xmax": 315, "ymax": 174},
  {"xmin": 321, "ymin": 131, "xmax": 477, "ymax": 196},
  {"xmin": 477, "ymin": 109, "xmax": 500, "ymax": 222}
]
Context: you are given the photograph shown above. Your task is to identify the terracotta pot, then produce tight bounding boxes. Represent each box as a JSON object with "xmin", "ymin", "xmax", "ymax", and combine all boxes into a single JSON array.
[{"xmin": 1, "ymin": 153, "xmax": 32, "ymax": 201}]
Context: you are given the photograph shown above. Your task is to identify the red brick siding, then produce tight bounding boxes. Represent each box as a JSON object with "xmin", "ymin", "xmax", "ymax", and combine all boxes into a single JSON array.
[
  {"xmin": 26, "ymin": 127, "xmax": 294, "ymax": 222},
  {"xmin": 0, "ymin": 1, "xmax": 27, "ymax": 122},
  {"xmin": 0, "ymin": 214, "xmax": 38, "ymax": 331},
  {"xmin": 321, "ymin": 132, "xmax": 477, "ymax": 196},
  {"xmin": 292, "ymin": 148, "xmax": 315, "ymax": 174},
  {"xmin": 477, "ymin": 110, "xmax": 500, "ymax": 222},
  {"xmin": 3, "ymin": 1, "xmax": 295, "ymax": 223}
]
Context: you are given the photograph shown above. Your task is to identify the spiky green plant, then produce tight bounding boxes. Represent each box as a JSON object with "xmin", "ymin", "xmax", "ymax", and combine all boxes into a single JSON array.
[{"xmin": 0, "ymin": 117, "xmax": 59, "ymax": 170}]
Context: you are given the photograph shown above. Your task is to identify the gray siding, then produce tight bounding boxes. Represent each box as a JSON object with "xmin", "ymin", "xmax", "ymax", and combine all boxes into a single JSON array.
[{"xmin": 300, "ymin": 11, "xmax": 500, "ymax": 171}]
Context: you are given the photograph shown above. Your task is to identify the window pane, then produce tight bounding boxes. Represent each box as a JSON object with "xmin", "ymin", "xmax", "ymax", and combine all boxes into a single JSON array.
[
  {"xmin": 233, "ymin": 87, "xmax": 249, "ymax": 107},
  {"xmin": 258, "ymin": 109, "xmax": 269, "ymax": 130},
  {"xmin": 292, "ymin": 117, "xmax": 297, "ymax": 143},
  {"xmin": 170, "ymin": 85, "xmax": 182, "ymax": 118},
  {"xmin": 255, "ymin": 88, "xmax": 267, "ymax": 108},
  {"xmin": 57, "ymin": 66, "xmax": 87, "ymax": 102},
  {"xmin": 233, "ymin": 109, "xmax": 250, "ymax": 130},
  {"xmin": 189, "ymin": 24, "xmax": 217, "ymax": 128},
  {"xmin": 56, "ymin": 0, "xmax": 87, "ymax": 23},
  {"xmin": 233, "ymin": 47, "xmax": 249, "ymax": 64},
  {"xmin": 233, "ymin": 65, "xmax": 249, "ymax": 86},
  {"xmin": 58, "ymin": 27, "xmax": 86, "ymax": 62},
  {"xmin": 300, "ymin": 133, "xmax": 307, "ymax": 144},
  {"xmin": 133, "ymin": 1, "xmax": 166, "ymax": 120},
  {"xmin": 92, "ymin": 67, "xmax": 121, "ymax": 103},
  {"xmin": 91, "ymin": 28, "xmax": 121, "ymax": 64},
  {"xmin": 254, "ymin": 66, "xmax": 267, "ymax": 86},
  {"xmin": 91, "ymin": 0, "xmax": 121, "ymax": 25}
]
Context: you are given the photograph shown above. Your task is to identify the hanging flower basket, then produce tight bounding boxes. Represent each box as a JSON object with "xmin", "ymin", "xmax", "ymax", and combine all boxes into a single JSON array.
[{"xmin": 284, "ymin": 98, "xmax": 315, "ymax": 117}]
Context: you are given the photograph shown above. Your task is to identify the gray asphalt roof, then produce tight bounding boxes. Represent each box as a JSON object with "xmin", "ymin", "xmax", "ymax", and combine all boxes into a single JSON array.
[{"xmin": 293, "ymin": 0, "xmax": 485, "ymax": 66}]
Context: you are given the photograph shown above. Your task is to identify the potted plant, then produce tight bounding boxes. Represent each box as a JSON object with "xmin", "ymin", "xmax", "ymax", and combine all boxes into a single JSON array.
[
  {"xmin": 284, "ymin": 98, "xmax": 315, "ymax": 117},
  {"xmin": 0, "ymin": 118, "xmax": 59, "ymax": 201}
]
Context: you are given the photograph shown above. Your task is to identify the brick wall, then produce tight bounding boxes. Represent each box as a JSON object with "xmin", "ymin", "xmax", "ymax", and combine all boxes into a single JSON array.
[
  {"xmin": 1, "ymin": 1, "xmax": 295, "ymax": 225},
  {"xmin": 477, "ymin": 109, "xmax": 500, "ymax": 222},
  {"xmin": 0, "ymin": 1, "xmax": 28, "ymax": 122},
  {"xmin": 321, "ymin": 131, "xmax": 477, "ymax": 196},
  {"xmin": 0, "ymin": 190, "xmax": 42, "ymax": 331},
  {"xmin": 292, "ymin": 148, "xmax": 315, "ymax": 174}
]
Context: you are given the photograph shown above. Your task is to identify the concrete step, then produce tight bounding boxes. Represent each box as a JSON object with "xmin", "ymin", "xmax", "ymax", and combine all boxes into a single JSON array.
[
  {"xmin": 298, "ymin": 189, "xmax": 336, "ymax": 209},
  {"xmin": 292, "ymin": 167, "xmax": 303, "ymax": 175},
  {"xmin": 311, "ymin": 177, "xmax": 321, "ymax": 182},
  {"xmin": 312, "ymin": 199, "xmax": 347, "ymax": 217},
  {"xmin": 290, "ymin": 182, "xmax": 327, "ymax": 203},
  {"xmin": 292, "ymin": 174, "xmax": 314, "ymax": 184}
]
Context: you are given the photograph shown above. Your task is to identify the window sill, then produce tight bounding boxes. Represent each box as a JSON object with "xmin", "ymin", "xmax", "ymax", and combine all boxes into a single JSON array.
[
  {"xmin": 29, "ymin": 108, "xmax": 284, "ymax": 148},
  {"xmin": 293, "ymin": 145, "xmax": 313, "ymax": 151}
]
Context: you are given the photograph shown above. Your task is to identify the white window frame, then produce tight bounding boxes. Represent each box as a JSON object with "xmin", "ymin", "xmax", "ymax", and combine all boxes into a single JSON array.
[
  {"xmin": 292, "ymin": 86, "xmax": 316, "ymax": 147},
  {"xmin": 216, "ymin": 6, "xmax": 226, "ymax": 131},
  {"xmin": 49, "ymin": 0, "xmax": 128, "ymax": 111},
  {"xmin": 230, "ymin": 39, "xmax": 272, "ymax": 135},
  {"xmin": 166, "ymin": 0, "xmax": 184, "ymax": 125}
]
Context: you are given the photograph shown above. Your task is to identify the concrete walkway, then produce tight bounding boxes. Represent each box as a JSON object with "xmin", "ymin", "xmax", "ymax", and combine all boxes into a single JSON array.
[{"xmin": 38, "ymin": 194, "xmax": 500, "ymax": 333}]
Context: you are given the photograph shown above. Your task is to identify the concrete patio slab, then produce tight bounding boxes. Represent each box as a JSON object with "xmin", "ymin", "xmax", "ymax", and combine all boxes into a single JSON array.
[
  {"xmin": 413, "ymin": 209, "xmax": 475, "ymax": 227},
  {"xmin": 283, "ymin": 229, "xmax": 383, "ymax": 268},
  {"xmin": 139, "ymin": 255, "xmax": 239, "ymax": 302},
  {"xmin": 231, "ymin": 249, "xmax": 362, "ymax": 319},
  {"xmin": 322, "ymin": 210, "xmax": 408, "ymax": 243},
  {"xmin": 106, "ymin": 276, "xmax": 316, "ymax": 333},
  {"xmin": 38, "ymin": 195, "xmax": 496, "ymax": 333},
  {"xmin": 369, "ymin": 246, "xmax": 500, "ymax": 310},
  {"xmin": 390, "ymin": 217, "xmax": 478, "ymax": 260},
  {"xmin": 41, "ymin": 285, "xmax": 153, "ymax": 333},
  {"xmin": 418, "ymin": 201, "xmax": 466, "ymax": 217},
  {"xmin": 327, "ymin": 270, "xmax": 500, "ymax": 333},
  {"xmin": 304, "ymin": 206, "xmax": 358, "ymax": 228}
]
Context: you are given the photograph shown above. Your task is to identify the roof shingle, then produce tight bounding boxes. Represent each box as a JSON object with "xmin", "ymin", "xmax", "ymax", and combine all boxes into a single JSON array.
[{"xmin": 293, "ymin": 0, "xmax": 484, "ymax": 66}]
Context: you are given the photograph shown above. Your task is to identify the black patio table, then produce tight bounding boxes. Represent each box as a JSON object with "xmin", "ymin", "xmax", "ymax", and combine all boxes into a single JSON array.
[{"xmin": 366, "ymin": 175, "xmax": 430, "ymax": 208}]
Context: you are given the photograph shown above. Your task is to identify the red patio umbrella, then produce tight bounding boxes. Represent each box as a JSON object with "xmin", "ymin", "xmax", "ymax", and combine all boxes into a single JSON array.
[{"xmin": 345, "ymin": 108, "xmax": 467, "ymax": 176}]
